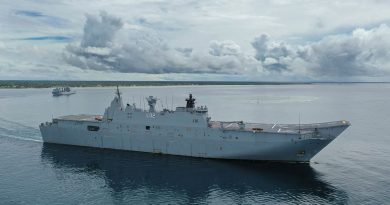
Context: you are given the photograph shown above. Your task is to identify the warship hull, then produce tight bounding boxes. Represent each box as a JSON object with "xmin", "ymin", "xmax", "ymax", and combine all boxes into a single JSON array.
[
  {"xmin": 52, "ymin": 91, "xmax": 76, "ymax": 96},
  {"xmin": 40, "ymin": 117, "xmax": 349, "ymax": 162},
  {"xmin": 40, "ymin": 88, "xmax": 350, "ymax": 162}
]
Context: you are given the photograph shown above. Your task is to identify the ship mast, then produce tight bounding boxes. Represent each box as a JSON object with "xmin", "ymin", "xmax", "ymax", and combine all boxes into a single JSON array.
[{"xmin": 116, "ymin": 85, "xmax": 121, "ymax": 100}]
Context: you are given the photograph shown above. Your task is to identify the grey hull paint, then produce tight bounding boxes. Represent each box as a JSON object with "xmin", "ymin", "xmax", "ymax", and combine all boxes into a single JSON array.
[
  {"xmin": 40, "ymin": 122, "xmax": 349, "ymax": 162},
  {"xmin": 39, "ymin": 88, "xmax": 350, "ymax": 162}
]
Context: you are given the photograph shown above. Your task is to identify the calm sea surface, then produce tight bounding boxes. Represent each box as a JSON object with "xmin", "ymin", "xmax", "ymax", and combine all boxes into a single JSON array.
[{"xmin": 0, "ymin": 84, "xmax": 389, "ymax": 204}]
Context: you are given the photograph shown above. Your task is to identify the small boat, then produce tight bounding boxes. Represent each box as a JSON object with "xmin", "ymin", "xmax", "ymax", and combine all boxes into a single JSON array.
[{"xmin": 52, "ymin": 87, "xmax": 76, "ymax": 96}]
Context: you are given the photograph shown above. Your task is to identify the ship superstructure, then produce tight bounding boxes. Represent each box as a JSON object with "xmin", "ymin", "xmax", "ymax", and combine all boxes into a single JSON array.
[
  {"xmin": 40, "ymin": 87, "xmax": 350, "ymax": 162},
  {"xmin": 52, "ymin": 87, "xmax": 76, "ymax": 96}
]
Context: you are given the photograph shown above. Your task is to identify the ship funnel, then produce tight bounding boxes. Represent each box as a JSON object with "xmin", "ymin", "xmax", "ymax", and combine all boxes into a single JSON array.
[{"xmin": 146, "ymin": 96, "xmax": 158, "ymax": 112}]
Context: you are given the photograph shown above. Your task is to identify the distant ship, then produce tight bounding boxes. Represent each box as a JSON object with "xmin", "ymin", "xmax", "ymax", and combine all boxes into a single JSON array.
[
  {"xmin": 52, "ymin": 87, "xmax": 76, "ymax": 96},
  {"xmin": 40, "ymin": 87, "xmax": 350, "ymax": 162}
]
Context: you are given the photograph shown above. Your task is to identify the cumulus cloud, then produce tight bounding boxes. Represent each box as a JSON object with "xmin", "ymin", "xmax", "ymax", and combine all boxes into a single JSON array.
[
  {"xmin": 64, "ymin": 12, "xmax": 264, "ymax": 74},
  {"xmin": 81, "ymin": 12, "xmax": 122, "ymax": 48},
  {"xmin": 209, "ymin": 41, "xmax": 241, "ymax": 56},
  {"xmin": 252, "ymin": 34, "xmax": 295, "ymax": 72},
  {"xmin": 305, "ymin": 25, "xmax": 390, "ymax": 76},
  {"xmin": 64, "ymin": 12, "xmax": 390, "ymax": 78},
  {"xmin": 251, "ymin": 25, "xmax": 390, "ymax": 77},
  {"xmin": 64, "ymin": 12, "xmax": 261, "ymax": 74}
]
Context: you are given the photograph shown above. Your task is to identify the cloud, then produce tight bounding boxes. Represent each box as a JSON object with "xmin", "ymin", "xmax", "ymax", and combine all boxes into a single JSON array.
[
  {"xmin": 20, "ymin": 36, "xmax": 72, "ymax": 42},
  {"xmin": 305, "ymin": 25, "xmax": 390, "ymax": 77},
  {"xmin": 64, "ymin": 12, "xmax": 264, "ymax": 74},
  {"xmin": 209, "ymin": 41, "xmax": 241, "ymax": 56},
  {"xmin": 63, "ymin": 12, "xmax": 390, "ymax": 79},
  {"xmin": 252, "ymin": 34, "xmax": 294, "ymax": 72},
  {"xmin": 15, "ymin": 10, "xmax": 45, "ymax": 17},
  {"xmin": 250, "ymin": 25, "xmax": 390, "ymax": 77},
  {"xmin": 3, "ymin": 1, "xmax": 390, "ymax": 81},
  {"xmin": 14, "ymin": 9, "xmax": 68, "ymax": 27},
  {"xmin": 81, "ymin": 11, "xmax": 123, "ymax": 48}
]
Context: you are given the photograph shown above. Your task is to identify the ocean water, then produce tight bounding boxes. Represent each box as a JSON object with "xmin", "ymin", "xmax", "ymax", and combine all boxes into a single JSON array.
[{"xmin": 0, "ymin": 84, "xmax": 389, "ymax": 204}]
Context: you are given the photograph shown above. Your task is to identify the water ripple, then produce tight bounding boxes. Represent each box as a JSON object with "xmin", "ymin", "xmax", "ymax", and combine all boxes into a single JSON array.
[{"xmin": 0, "ymin": 117, "xmax": 42, "ymax": 142}]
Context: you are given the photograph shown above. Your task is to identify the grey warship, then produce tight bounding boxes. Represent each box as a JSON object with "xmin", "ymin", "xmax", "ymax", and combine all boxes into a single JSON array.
[
  {"xmin": 52, "ymin": 87, "xmax": 76, "ymax": 96},
  {"xmin": 40, "ymin": 87, "xmax": 350, "ymax": 162}
]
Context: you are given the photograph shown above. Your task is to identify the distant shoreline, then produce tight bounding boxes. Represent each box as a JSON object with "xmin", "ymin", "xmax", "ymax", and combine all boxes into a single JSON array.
[
  {"xmin": 0, "ymin": 80, "xmax": 311, "ymax": 89},
  {"xmin": 0, "ymin": 80, "xmax": 387, "ymax": 89}
]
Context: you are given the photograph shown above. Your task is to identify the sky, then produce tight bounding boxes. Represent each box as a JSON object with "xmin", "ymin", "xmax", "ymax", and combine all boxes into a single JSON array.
[{"xmin": 1, "ymin": 0, "xmax": 390, "ymax": 81}]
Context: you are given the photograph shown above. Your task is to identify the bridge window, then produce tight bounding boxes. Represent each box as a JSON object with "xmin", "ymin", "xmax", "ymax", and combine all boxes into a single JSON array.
[
  {"xmin": 87, "ymin": 125, "xmax": 100, "ymax": 131},
  {"xmin": 146, "ymin": 126, "xmax": 150, "ymax": 130}
]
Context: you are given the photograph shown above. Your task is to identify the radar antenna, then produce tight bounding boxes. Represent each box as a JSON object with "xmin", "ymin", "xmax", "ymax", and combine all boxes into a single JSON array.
[{"xmin": 146, "ymin": 96, "xmax": 158, "ymax": 112}]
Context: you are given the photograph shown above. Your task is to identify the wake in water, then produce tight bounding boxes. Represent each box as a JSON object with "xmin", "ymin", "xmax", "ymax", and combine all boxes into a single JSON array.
[{"xmin": 0, "ymin": 117, "xmax": 42, "ymax": 142}]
